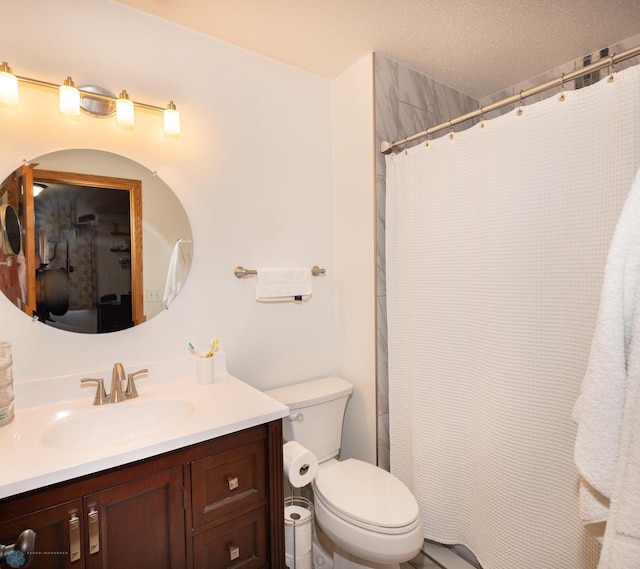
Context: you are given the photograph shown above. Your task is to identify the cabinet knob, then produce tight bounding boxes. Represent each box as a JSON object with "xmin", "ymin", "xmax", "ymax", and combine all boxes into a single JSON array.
[
  {"xmin": 0, "ymin": 529, "xmax": 36, "ymax": 568},
  {"xmin": 227, "ymin": 476, "xmax": 239, "ymax": 491},
  {"xmin": 229, "ymin": 544, "xmax": 240, "ymax": 561}
]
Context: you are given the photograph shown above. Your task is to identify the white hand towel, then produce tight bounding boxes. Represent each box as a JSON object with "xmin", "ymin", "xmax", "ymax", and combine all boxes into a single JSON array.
[
  {"xmin": 162, "ymin": 239, "xmax": 193, "ymax": 306},
  {"xmin": 255, "ymin": 268, "xmax": 312, "ymax": 302},
  {"xmin": 574, "ymin": 166, "xmax": 640, "ymax": 567}
]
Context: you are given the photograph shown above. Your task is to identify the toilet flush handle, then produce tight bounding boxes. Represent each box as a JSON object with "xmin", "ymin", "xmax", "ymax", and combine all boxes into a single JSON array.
[{"xmin": 290, "ymin": 413, "xmax": 304, "ymax": 422}]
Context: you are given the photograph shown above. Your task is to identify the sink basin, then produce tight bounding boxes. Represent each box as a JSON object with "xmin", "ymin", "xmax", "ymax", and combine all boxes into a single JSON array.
[{"xmin": 41, "ymin": 399, "xmax": 195, "ymax": 450}]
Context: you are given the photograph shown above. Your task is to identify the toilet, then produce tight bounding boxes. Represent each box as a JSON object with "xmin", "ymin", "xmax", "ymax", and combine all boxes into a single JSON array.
[{"xmin": 265, "ymin": 377, "xmax": 423, "ymax": 569}]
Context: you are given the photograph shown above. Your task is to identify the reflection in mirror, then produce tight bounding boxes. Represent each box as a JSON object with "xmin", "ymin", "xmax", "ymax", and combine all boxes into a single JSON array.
[
  {"xmin": 0, "ymin": 204, "xmax": 22, "ymax": 256},
  {"xmin": 0, "ymin": 150, "xmax": 192, "ymax": 334}
]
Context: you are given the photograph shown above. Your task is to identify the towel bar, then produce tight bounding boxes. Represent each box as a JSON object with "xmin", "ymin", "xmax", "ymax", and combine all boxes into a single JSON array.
[{"xmin": 234, "ymin": 266, "xmax": 326, "ymax": 279}]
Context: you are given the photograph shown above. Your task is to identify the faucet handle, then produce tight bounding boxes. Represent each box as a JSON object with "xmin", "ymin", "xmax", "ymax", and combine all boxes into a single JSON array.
[
  {"xmin": 81, "ymin": 377, "xmax": 110, "ymax": 405},
  {"xmin": 125, "ymin": 369, "xmax": 148, "ymax": 399}
]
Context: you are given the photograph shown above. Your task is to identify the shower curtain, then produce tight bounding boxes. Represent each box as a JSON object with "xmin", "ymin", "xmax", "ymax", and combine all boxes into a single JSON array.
[{"xmin": 386, "ymin": 64, "xmax": 640, "ymax": 569}]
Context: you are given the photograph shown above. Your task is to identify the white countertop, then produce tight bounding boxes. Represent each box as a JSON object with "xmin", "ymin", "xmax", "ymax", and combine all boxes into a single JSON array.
[{"xmin": 0, "ymin": 353, "xmax": 288, "ymax": 500}]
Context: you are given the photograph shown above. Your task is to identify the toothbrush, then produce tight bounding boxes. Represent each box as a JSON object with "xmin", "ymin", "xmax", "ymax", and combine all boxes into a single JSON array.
[
  {"xmin": 188, "ymin": 342, "xmax": 199, "ymax": 357},
  {"xmin": 206, "ymin": 339, "xmax": 219, "ymax": 358}
]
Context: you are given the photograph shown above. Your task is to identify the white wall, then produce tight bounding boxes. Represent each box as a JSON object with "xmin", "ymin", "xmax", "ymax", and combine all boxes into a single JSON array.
[
  {"xmin": 332, "ymin": 55, "xmax": 377, "ymax": 463},
  {"xmin": 0, "ymin": 0, "xmax": 337, "ymax": 395}
]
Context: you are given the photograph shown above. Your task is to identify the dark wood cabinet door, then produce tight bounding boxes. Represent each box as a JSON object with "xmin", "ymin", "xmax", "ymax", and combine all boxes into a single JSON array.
[
  {"xmin": 83, "ymin": 466, "xmax": 185, "ymax": 569},
  {"xmin": 0, "ymin": 499, "xmax": 84, "ymax": 568}
]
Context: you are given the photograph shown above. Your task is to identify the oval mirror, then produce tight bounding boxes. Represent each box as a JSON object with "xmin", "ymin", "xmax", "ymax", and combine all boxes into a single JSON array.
[{"xmin": 0, "ymin": 149, "xmax": 192, "ymax": 334}]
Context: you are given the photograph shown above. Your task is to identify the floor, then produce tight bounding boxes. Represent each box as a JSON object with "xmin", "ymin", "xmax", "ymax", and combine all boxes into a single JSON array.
[
  {"xmin": 404, "ymin": 551, "xmax": 439, "ymax": 569},
  {"xmin": 405, "ymin": 543, "xmax": 481, "ymax": 569}
]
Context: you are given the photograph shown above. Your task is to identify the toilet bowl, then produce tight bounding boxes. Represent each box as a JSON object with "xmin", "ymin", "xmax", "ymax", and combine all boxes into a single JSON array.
[
  {"xmin": 265, "ymin": 377, "xmax": 423, "ymax": 569},
  {"xmin": 313, "ymin": 459, "xmax": 423, "ymax": 568}
]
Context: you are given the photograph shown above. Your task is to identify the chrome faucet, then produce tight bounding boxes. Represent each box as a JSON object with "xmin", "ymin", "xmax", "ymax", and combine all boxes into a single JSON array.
[
  {"xmin": 110, "ymin": 363, "xmax": 126, "ymax": 403},
  {"xmin": 81, "ymin": 363, "xmax": 148, "ymax": 405}
]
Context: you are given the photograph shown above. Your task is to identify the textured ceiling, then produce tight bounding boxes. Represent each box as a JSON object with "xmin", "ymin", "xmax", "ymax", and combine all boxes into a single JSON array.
[{"xmin": 114, "ymin": 0, "xmax": 640, "ymax": 99}]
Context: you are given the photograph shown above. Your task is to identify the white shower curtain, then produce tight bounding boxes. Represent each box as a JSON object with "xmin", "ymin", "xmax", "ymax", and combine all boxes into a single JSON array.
[{"xmin": 386, "ymin": 64, "xmax": 640, "ymax": 569}]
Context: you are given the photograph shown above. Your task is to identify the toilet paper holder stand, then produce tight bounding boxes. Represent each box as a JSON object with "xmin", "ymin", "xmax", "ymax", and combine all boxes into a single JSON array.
[{"xmin": 284, "ymin": 496, "xmax": 314, "ymax": 569}]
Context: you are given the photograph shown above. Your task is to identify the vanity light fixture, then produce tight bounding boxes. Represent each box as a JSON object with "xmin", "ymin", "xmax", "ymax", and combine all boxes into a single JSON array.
[
  {"xmin": 0, "ymin": 62, "xmax": 19, "ymax": 105},
  {"xmin": 0, "ymin": 61, "xmax": 180, "ymax": 134},
  {"xmin": 116, "ymin": 90, "xmax": 134, "ymax": 127},
  {"xmin": 59, "ymin": 76, "xmax": 80, "ymax": 116},
  {"xmin": 164, "ymin": 101, "xmax": 180, "ymax": 135}
]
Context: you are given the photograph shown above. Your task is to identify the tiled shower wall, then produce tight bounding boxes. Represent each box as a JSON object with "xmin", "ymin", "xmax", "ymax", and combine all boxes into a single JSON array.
[
  {"xmin": 478, "ymin": 33, "xmax": 640, "ymax": 117},
  {"xmin": 374, "ymin": 54, "xmax": 477, "ymax": 470},
  {"xmin": 374, "ymin": 34, "xmax": 640, "ymax": 470}
]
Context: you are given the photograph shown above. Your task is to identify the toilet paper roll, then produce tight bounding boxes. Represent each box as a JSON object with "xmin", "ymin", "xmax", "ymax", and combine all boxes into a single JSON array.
[
  {"xmin": 285, "ymin": 551, "xmax": 312, "ymax": 569},
  {"xmin": 285, "ymin": 505, "xmax": 313, "ymax": 555},
  {"xmin": 283, "ymin": 441, "xmax": 318, "ymax": 488}
]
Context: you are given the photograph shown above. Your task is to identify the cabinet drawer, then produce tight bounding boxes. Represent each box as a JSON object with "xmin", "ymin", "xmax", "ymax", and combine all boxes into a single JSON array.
[
  {"xmin": 193, "ymin": 506, "xmax": 267, "ymax": 569},
  {"xmin": 191, "ymin": 440, "xmax": 266, "ymax": 527}
]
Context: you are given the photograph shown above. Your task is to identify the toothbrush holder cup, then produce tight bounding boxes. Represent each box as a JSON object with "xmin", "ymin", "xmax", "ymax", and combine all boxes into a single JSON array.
[{"xmin": 196, "ymin": 356, "xmax": 215, "ymax": 384}]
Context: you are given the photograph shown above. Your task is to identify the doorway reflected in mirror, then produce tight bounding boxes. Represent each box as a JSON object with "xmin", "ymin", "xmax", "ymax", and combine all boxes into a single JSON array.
[{"xmin": 0, "ymin": 149, "xmax": 193, "ymax": 334}]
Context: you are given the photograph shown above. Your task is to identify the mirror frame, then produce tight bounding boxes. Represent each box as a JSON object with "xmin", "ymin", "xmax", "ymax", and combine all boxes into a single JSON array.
[{"xmin": 32, "ymin": 169, "xmax": 145, "ymax": 326}]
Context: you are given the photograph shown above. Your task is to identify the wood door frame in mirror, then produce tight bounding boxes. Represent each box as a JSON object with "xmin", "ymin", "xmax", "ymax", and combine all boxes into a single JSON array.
[{"xmin": 32, "ymin": 169, "xmax": 145, "ymax": 327}]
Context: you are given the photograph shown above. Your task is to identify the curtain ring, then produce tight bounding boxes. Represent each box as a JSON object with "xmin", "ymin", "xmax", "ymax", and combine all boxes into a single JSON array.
[
  {"xmin": 448, "ymin": 120, "xmax": 454, "ymax": 140},
  {"xmin": 608, "ymin": 54, "xmax": 616, "ymax": 83},
  {"xmin": 479, "ymin": 107, "xmax": 486, "ymax": 129},
  {"xmin": 516, "ymin": 90, "xmax": 524, "ymax": 116},
  {"xmin": 558, "ymin": 74, "xmax": 566, "ymax": 102}
]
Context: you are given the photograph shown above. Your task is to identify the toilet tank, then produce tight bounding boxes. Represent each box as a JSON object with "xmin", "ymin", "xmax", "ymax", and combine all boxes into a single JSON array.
[{"xmin": 265, "ymin": 377, "xmax": 353, "ymax": 463}]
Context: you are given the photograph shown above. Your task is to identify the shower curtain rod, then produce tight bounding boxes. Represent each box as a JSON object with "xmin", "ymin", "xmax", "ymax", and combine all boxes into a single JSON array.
[{"xmin": 380, "ymin": 45, "xmax": 640, "ymax": 154}]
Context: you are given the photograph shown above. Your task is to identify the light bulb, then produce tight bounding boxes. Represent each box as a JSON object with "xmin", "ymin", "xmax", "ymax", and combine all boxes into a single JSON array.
[
  {"xmin": 32, "ymin": 183, "xmax": 48, "ymax": 197},
  {"xmin": 59, "ymin": 76, "xmax": 80, "ymax": 116},
  {"xmin": 0, "ymin": 62, "xmax": 19, "ymax": 105},
  {"xmin": 116, "ymin": 90, "xmax": 134, "ymax": 126},
  {"xmin": 163, "ymin": 101, "xmax": 180, "ymax": 135}
]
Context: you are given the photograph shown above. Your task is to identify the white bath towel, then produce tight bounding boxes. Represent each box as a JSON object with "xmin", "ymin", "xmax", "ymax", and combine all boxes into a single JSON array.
[
  {"xmin": 162, "ymin": 239, "xmax": 193, "ymax": 307},
  {"xmin": 574, "ymin": 166, "xmax": 640, "ymax": 567},
  {"xmin": 255, "ymin": 268, "xmax": 311, "ymax": 302}
]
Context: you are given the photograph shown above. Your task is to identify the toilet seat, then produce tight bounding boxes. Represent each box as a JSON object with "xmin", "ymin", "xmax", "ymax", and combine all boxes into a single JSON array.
[{"xmin": 313, "ymin": 459, "xmax": 420, "ymax": 535}]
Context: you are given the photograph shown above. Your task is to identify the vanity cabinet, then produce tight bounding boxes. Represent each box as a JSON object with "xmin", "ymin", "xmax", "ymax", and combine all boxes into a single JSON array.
[{"xmin": 0, "ymin": 421, "xmax": 284, "ymax": 569}]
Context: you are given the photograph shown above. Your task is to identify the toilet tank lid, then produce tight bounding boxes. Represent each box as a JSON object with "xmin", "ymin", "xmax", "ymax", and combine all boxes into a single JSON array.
[{"xmin": 265, "ymin": 377, "xmax": 353, "ymax": 408}]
